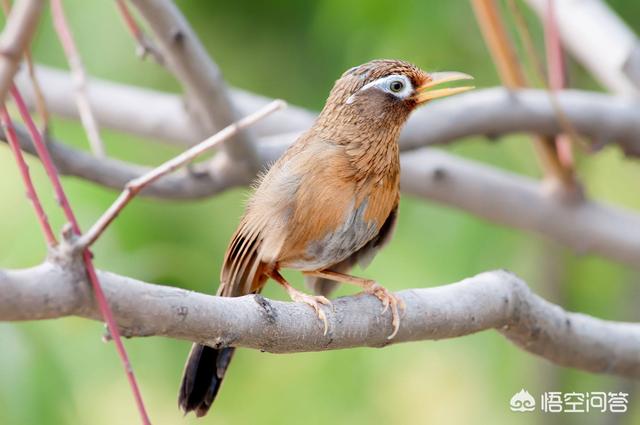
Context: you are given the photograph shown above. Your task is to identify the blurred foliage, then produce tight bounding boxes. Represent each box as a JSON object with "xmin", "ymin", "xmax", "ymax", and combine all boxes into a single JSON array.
[{"xmin": 1, "ymin": 1, "xmax": 639, "ymax": 424}]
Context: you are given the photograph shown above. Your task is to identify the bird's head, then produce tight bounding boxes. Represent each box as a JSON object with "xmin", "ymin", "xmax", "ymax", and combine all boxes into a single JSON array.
[{"xmin": 316, "ymin": 59, "xmax": 473, "ymax": 135}]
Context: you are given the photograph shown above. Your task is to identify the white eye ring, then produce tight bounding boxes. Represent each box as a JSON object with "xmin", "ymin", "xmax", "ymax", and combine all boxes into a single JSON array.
[{"xmin": 346, "ymin": 74, "xmax": 413, "ymax": 104}]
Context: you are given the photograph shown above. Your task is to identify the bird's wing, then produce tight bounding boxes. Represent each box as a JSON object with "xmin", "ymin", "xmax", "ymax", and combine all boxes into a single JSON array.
[
  {"xmin": 354, "ymin": 200, "xmax": 399, "ymax": 268},
  {"xmin": 274, "ymin": 139, "xmax": 362, "ymax": 269},
  {"xmin": 219, "ymin": 215, "xmax": 269, "ymax": 297},
  {"xmin": 217, "ymin": 139, "xmax": 318, "ymax": 296},
  {"xmin": 306, "ymin": 201, "xmax": 398, "ymax": 296}
]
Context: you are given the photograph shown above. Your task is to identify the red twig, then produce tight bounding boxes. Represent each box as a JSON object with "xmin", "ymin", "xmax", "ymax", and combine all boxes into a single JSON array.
[
  {"xmin": 50, "ymin": 0, "xmax": 106, "ymax": 157},
  {"xmin": 544, "ymin": 0, "xmax": 574, "ymax": 169},
  {"xmin": 114, "ymin": 0, "xmax": 163, "ymax": 63},
  {"xmin": 0, "ymin": 106, "xmax": 56, "ymax": 245},
  {"xmin": 115, "ymin": 0, "xmax": 142, "ymax": 41},
  {"xmin": 9, "ymin": 85, "xmax": 152, "ymax": 425},
  {"xmin": 545, "ymin": 0, "xmax": 564, "ymax": 90}
]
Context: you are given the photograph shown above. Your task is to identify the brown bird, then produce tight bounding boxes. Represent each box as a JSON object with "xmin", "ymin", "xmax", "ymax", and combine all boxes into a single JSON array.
[{"xmin": 178, "ymin": 59, "xmax": 473, "ymax": 417}]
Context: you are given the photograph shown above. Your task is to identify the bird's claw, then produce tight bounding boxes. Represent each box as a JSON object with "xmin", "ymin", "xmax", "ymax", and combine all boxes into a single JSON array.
[
  {"xmin": 290, "ymin": 291, "xmax": 332, "ymax": 335},
  {"xmin": 364, "ymin": 282, "xmax": 404, "ymax": 339}
]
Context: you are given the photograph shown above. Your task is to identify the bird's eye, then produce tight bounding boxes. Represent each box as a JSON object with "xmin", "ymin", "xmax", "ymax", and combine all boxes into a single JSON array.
[{"xmin": 389, "ymin": 80, "xmax": 405, "ymax": 93}]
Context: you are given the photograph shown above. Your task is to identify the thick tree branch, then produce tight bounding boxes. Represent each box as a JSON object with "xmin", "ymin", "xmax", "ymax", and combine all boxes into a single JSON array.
[
  {"xmin": 259, "ymin": 88, "xmax": 640, "ymax": 157},
  {"xmin": 0, "ymin": 124, "xmax": 242, "ymax": 198},
  {"xmin": 251, "ymin": 88, "xmax": 640, "ymax": 158},
  {"xmin": 15, "ymin": 65, "xmax": 313, "ymax": 145},
  {"xmin": 128, "ymin": 0, "xmax": 260, "ymax": 170},
  {"xmin": 401, "ymin": 149, "xmax": 640, "ymax": 267},
  {"xmin": 1, "ymin": 262, "xmax": 638, "ymax": 378},
  {"xmin": 402, "ymin": 88, "xmax": 640, "ymax": 155}
]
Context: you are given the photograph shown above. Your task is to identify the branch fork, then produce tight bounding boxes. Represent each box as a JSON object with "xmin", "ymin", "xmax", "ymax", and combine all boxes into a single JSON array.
[{"xmin": 75, "ymin": 99, "xmax": 286, "ymax": 250}]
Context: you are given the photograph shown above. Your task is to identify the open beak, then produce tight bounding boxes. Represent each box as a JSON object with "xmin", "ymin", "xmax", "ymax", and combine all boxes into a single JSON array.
[{"xmin": 414, "ymin": 71, "xmax": 474, "ymax": 104}]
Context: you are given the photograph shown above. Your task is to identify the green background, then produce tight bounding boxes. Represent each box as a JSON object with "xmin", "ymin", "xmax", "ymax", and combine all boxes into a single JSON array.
[{"xmin": 1, "ymin": 1, "xmax": 639, "ymax": 424}]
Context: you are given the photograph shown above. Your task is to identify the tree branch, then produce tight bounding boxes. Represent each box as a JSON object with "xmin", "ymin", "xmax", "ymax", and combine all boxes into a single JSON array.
[
  {"xmin": 128, "ymin": 0, "xmax": 260, "ymax": 170},
  {"xmin": 1, "ymin": 261, "xmax": 638, "ymax": 378},
  {"xmin": 15, "ymin": 68, "xmax": 640, "ymax": 156},
  {"xmin": 402, "ymin": 88, "xmax": 640, "ymax": 156},
  {"xmin": 0, "ymin": 105, "xmax": 56, "ymax": 245},
  {"xmin": 401, "ymin": 149, "xmax": 640, "ymax": 267},
  {"xmin": 50, "ymin": 0, "xmax": 106, "ymax": 157},
  {"xmin": 77, "ymin": 100, "xmax": 285, "ymax": 248},
  {"xmin": 4, "ymin": 124, "xmax": 640, "ymax": 268},
  {"xmin": 0, "ymin": 0, "xmax": 43, "ymax": 104},
  {"xmin": 0, "ymin": 124, "xmax": 242, "ymax": 198},
  {"xmin": 7, "ymin": 84, "xmax": 152, "ymax": 423},
  {"xmin": 14, "ymin": 65, "xmax": 313, "ymax": 145},
  {"xmin": 524, "ymin": 0, "xmax": 640, "ymax": 95},
  {"xmin": 114, "ymin": 0, "xmax": 163, "ymax": 64}
]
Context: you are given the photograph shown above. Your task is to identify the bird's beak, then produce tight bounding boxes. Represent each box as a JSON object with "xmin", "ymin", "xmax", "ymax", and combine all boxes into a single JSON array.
[{"xmin": 414, "ymin": 71, "xmax": 475, "ymax": 104}]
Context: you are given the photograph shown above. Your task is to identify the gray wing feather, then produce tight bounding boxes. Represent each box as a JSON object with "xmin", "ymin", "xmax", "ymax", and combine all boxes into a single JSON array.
[{"xmin": 306, "ymin": 205, "xmax": 398, "ymax": 296}]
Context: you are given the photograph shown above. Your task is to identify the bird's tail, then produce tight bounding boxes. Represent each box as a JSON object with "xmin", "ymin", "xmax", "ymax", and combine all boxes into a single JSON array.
[
  {"xmin": 178, "ymin": 344, "xmax": 235, "ymax": 417},
  {"xmin": 178, "ymin": 218, "xmax": 268, "ymax": 416}
]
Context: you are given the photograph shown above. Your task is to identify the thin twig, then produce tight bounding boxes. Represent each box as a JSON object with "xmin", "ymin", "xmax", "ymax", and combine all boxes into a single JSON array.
[
  {"xmin": 506, "ymin": 0, "xmax": 588, "ymax": 157},
  {"xmin": 471, "ymin": 0, "xmax": 525, "ymax": 87},
  {"xmin": 506, "ymin": 0, "xmax": 547, "ymax": 86},
  {"xmin": 9, "ymin": 84, "xmax": 152, "ymax": 425},
  {"xmin": 50, "ymin": 0, "xmax": 106, "ymax": 157},
  {"xmin": 0, "ymin": 105, "xmax": 56, "ymax": 245},
  {"xmin": 23, "ymin": 51, "xmax": 48, "ymax": 132},
  {"xmin": 78, "ymin": 99, "xmax": 286, "ymax": 249},
  {"xmin": 114, "ymin": 0, "xmax": 163, "ymax": 64},
  {"xmin": 523, "ymin": 0, "xmax": 640, "ymax": 96},
  {"xmin": 0, "ymin": 0, "xmax": 43, "ymax": 105},
  {"xmin": 470, "ymin": 0, "xmax": 574, "ymax": 189},
  {"xmin": 544, "ymin": 0, "xmax": 575, "ymax": 170}
]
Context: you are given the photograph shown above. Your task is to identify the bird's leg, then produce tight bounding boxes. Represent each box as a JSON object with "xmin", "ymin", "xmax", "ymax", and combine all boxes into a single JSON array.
[
  {"xmin": 268, "ymin": 269, "xmax": 332, "ymax": 335},
  {"xmin": 303, "ymin": 270, "xmax": 404, "ymax": 339}
]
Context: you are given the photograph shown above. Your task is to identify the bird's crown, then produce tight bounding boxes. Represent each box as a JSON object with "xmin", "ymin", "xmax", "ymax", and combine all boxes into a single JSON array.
[{"xmin": 342, "ymin": 59, "xmax": 430, "ymax": 95}]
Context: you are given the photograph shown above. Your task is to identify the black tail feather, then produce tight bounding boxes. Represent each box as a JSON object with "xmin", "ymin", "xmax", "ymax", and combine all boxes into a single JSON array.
[{"xmin": 178, "ymin": 344, "xmax": 235, "ymax": 417}]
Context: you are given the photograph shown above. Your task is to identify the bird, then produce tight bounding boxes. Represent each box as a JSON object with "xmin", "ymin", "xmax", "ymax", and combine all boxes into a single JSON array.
[{"xmin": 178, "ymin": 59, "xmax": 473, "ymax": 417}]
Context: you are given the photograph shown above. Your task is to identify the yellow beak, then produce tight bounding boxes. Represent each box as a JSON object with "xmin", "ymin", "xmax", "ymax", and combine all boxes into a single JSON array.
[{"xmin": 414, "ymin": 71, "xmax": 475, "ymax": 103}]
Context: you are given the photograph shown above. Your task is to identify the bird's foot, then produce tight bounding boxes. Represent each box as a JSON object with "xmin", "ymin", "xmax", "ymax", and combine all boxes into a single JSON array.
[
  {"xmin": 286, "ymin": 286, "xmax": 332, "ymax": 335},
  {"xmin": 363, "ymin": 282, "xmax": 405, "ymax": 340}
]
